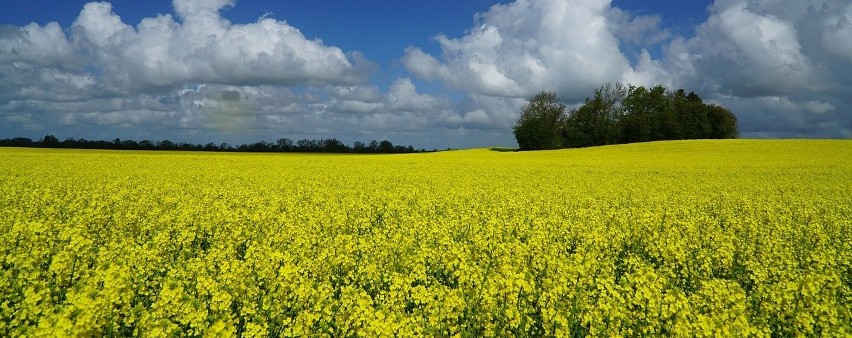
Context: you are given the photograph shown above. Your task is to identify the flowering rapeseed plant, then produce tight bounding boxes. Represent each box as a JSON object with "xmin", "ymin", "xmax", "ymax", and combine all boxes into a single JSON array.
[{"xmin": 1, "ymin": 140, "xmax": 850, "ymax": 336}]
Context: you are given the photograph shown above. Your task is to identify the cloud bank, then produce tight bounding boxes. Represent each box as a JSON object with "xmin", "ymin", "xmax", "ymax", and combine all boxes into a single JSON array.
[{"xmin": 0, "ymin": 0, "xmax": 850, "ymax": 149}]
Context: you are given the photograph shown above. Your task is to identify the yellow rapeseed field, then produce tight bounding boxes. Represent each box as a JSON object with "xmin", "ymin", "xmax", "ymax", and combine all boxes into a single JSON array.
[{"xmin": 1, "ymin": 139, "xmax": 850, "ymax": 336}]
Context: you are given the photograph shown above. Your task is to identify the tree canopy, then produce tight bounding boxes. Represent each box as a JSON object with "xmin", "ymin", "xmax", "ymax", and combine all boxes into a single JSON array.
[
  {"xmin": 513, "ymin": 91, "xmax": 566, "ymax": 150},
  {"xmin": 514, "ymin": 83, "xmax": 738, "ymax": 150}
]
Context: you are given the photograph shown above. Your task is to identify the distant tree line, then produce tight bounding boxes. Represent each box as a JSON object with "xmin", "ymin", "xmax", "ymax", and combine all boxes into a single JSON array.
[
  {"xmin": 0, "ymin": 135, "xmax": 429, "ymax": 154},
  {"xmin": 514, "ymin": 82, "xmax": 739, "ymax": 150}
]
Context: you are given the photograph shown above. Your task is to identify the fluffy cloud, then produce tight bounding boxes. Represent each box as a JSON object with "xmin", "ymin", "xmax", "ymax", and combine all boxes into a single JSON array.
[
  {"xmin": 606, "ymin": 8, "xmax": 670, "ymax": 46},
  {"xmin": 387, "ymin": 78, "xmax": 446, "ymax": 112},
  {"xmin": 80, "ymin": 1, "xmax": 368, "ymax": 92},
  {"xmin": 659, "ymin": 0, "xmax": 850, "ymax": 138},
  {"xmin": 0, "ymin": 22, "xmax": 76, "ymax": 69},
  {"xmin": 823, "ymin": 3, "xmax": 852, "ymax": 61},
  {"xmin": 403, "ymin": 0, "xmax": 632, "ymax": 100},
  {"xmin": 669, "ymin": 2, "xmax": 818, "ymax": 97},
  {"xmin": 0, "ymin": 22, "xmax": 91, "ymax": 102},
  {"xmin": 2, "ymin": 0, "xmax": 366, "ymax": 100},
  {"xmin": 718, "ymin": 96, "xmax": 851, "ymax": 138}
]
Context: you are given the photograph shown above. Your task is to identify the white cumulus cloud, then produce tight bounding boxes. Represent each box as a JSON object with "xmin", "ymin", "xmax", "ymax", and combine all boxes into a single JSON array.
[
  {"xmin": 656, "ymin": 0, "xmax": 851, "ymax": 138},
  {"xmin": 679, "ymin": 2, "xmax": 817, "ymax": 97},
  {"xmin": 70, "ymin": 0, "xmax": 366, "ymax": 93},
  {"xmin": 1, "ymin": 0, "xmax": 368, "ymax": 101},
  {"xmin": 403, "ymin": 0, "xmax": 632, "ymax": 100}
]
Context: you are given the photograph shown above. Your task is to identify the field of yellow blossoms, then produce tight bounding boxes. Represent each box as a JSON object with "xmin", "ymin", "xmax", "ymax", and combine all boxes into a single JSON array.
[{"xmin": 1, "ymin": 139, "xmax": 850, "ymax": 336}]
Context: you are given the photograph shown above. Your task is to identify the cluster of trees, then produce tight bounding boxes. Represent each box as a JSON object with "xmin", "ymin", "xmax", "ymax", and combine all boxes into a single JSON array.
[
  {"xmin": 0, "ymin": 135, "xmax": 427, "ymax": 154},
  {"xmin": 513, "ymin": 82, "xmax": 739, "ymax": 150}
]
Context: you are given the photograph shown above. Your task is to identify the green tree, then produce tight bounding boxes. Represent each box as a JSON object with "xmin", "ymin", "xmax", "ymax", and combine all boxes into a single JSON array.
[
  {"xmin": 39, "ymin": 134, "xmax": 60, "ymax": 147},
  {"xmin": 706, "ymin": 104, "xmax": 739, "ymax": 139},
  {"xmin": 564, "ymin": 82, "xmax": 627, "ymax": 147},
  {"xmin": 619, "ymin": 85, "xmax": 670, "ymax": 143},
  {"xmin": 513, "ymin": 91, "xmax": 566, "ymax": 150},
  {"xmin": 671, "ymin": 90, "xmax": 712, "ymax": 139},
  {"xmin": 515, "ymin": 83, "xmax": 739, "ymax": 149}
]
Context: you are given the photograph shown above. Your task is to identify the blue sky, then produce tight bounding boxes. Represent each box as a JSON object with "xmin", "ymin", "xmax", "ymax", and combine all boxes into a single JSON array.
[{"xmin": 1, "ymin": 0, "xmax": 850, "ymax": 148}]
